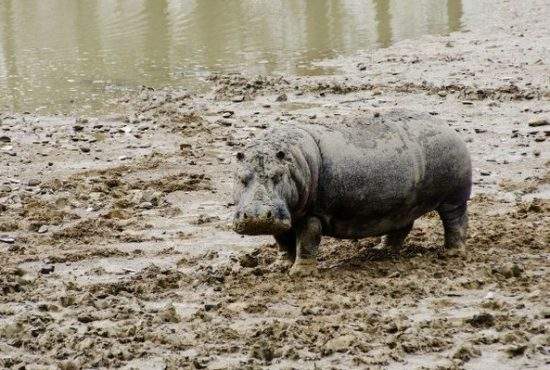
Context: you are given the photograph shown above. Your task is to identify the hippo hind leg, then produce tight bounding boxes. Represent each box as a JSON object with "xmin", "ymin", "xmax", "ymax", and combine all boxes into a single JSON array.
[
  {"xmin": 374, "ymin": 222, "xmax": 414, "ymax": 252},
  {"xmin": 437, "ymin": 202, "xmax": 468, "ymax": 255}
]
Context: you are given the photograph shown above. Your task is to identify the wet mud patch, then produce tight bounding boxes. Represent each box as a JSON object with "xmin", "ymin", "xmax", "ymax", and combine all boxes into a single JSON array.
[
  {"xmin": 130, "ymin": 173, "xmax": 212, "ymax": 194},
  {"xmin": 32, "ymin": 167, "xmax": 212, "ymax": 246},
  {"xmin": 301, "ymin": 79, "xmax": 544, "ymax": 102},
  {"xmin": 207, "ymin": 74, "xmax": 291, "ymax": 101},
  {"xmin": 19, "ymin": 198, "xmax": 80, "ymax": 227},
  {"xmin": 0, "ymin": 267, "xmax": 31, "ymax": 298},
  {"xmin": 1, "ymin": 177, "xmax": 549, "ymax": 369},
  {"xmin": 44, "ymin": 248, "xmax": 131, "ymax": 264},
  {"xmin": 166, "ymin": 195, "xmax": 548, "ymax": 368},
  {"xmin": 2, "ymin": 196, "xmax": 542, "ymax": 369},
  {"xmin": 50, "ymin": 218, "xmax": 127, "ymax": 242}
]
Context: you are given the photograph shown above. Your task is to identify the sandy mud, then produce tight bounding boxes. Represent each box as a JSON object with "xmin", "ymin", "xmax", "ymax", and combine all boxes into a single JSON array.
[{"xmin": 1, "ymin": 1, "xmax": 549, "ymax": 369}]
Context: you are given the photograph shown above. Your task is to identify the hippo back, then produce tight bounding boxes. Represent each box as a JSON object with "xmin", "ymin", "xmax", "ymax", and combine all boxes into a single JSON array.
[{"xmin": 297, "ymin": 109, "xmax": 471, "ymax": 238}]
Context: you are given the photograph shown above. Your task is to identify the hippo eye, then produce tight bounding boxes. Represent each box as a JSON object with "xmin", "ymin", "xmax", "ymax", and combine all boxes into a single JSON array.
[
  {"xmin": 236, "ymin": 152, "xmax": 245, "ymax": 161},
  {"xmin": 271, "ymin": 172, "xmax": 283, "ymax": 184},
  {"xmin": 240, "ymin": 172, "xmax": 253, "ymax": 186},
  {"xmin": 276, "ymin": 151, "xmax": 285, "ymax": 160}
]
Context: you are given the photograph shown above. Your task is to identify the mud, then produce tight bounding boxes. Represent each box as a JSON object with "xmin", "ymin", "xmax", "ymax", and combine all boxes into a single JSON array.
[{"xmin": 1, "ymin": 1, "xmax": 549, "ymax": 369}]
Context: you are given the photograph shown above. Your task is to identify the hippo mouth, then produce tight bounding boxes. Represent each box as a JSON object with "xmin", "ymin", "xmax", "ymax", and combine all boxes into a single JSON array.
[{"xmin": 232, "ymin": 217, "xmax": 292, "ymax": 235}]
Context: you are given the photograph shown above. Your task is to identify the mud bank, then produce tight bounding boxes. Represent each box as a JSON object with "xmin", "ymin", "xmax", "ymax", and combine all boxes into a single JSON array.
[{"xmin": 1, "ymin": 1, "xmax": 549, "ymax": 369}]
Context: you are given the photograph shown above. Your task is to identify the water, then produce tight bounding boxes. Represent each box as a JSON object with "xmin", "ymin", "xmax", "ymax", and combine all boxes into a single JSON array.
[{"xmin": 0, "ymin": 0, "xmax": 474, "ymax": 113}]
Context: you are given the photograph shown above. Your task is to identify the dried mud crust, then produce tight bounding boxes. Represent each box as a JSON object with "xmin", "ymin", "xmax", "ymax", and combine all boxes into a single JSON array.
[
  {"xmin": 0, "ymin": 153, "xmax": 212, "ymax": 248},
  {"xmin": 0, "ymin": 196, "xmax": 548, "ymax": 369},
  {"xmin": 301, "ymin": 80, "xmax": 545, "ymax": 102}
]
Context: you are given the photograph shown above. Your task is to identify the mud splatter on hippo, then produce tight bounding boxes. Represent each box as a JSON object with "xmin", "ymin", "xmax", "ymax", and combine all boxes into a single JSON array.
[{"xmin": 232, "ymin": 109, "xmax": 472, "ymax": 276}]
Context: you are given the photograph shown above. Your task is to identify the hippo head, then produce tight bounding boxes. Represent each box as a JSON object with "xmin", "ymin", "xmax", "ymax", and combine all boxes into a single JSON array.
[{"xmin": 232, "ymin": 143, "xmax": 300, "ymax": 235}]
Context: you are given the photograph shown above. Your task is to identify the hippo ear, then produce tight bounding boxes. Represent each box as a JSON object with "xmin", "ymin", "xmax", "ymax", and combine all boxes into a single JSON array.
[
  {"xmin": 276, "ymin": 150, "xmax": 285, "ymax": 160},
  {"xmin": 236, "ymin": 152, "xmax": 245, "ymax": 161}
]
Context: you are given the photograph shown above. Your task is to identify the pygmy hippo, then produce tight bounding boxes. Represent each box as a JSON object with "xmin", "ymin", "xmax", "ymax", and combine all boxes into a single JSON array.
[{"xmin": 232, "ymin": 110, "xmax": 472, "ymax": 276}]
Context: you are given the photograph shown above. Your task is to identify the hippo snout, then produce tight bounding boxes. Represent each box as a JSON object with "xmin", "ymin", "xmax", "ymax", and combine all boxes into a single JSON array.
[{"xmin": 233, "ymin": 203, "xmax": 291, "ymax": 235}]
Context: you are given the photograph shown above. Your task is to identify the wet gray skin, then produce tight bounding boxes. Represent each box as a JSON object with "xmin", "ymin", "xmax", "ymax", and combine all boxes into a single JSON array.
[{"xmin": 232, "ymin": 109, "xmax": 472, "ymax": 276}]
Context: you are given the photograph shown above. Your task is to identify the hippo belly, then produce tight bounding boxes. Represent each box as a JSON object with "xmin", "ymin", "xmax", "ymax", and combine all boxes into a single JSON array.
[{"xmin": 301, "ymin": 111, "xmax": 471, "ymax": 239}]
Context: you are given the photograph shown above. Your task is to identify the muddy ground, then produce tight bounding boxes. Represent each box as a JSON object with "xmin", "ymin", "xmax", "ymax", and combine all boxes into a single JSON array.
[{"xmin": 1, "ymin": 1, "xmax": 549, "ymax": 369}]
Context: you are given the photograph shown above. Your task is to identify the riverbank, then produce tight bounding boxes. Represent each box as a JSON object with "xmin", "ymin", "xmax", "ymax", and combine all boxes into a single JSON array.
[{"xmin": 1, "ymin": 1, "xmax": 549, "ymax": 369}]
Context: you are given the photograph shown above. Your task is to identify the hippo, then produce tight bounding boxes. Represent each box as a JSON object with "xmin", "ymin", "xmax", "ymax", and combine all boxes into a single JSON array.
[{"xmin": 232, "ymin": 109, "xmax": 471, "ymax": 276}]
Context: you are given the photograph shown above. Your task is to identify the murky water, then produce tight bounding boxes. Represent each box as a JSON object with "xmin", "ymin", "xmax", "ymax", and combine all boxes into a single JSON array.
[{"xmin": 0, "ymin": 0, "xmax": 481, "ymax": 113}]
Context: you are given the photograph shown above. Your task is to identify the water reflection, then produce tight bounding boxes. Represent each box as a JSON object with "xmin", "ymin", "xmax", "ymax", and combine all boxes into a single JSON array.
[
  {"xmin": 0, "ymin": 0, "xmax": 466, "ymax": 113},
  {"xmin": 448, "ymin": 0, "xmax": 464, "ymax": 32},
  {"xmin": 374, "ymin": 0, "xmax": 392, "ymax": 47}
]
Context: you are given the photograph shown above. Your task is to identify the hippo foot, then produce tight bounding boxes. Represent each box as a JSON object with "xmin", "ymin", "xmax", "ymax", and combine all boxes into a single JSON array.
[
  {"xmin": 289, "ymin": 259, "xmax": 318, "ymax": 277},
  {"xmin": 373, "ymin": 242, "xmax": 397, "ymax": 252},
  {"xmin": 372, "ymin": 242, "xmax": 401, "ymax": 258},
  {"xmin": 272, "ymin": 252, "xmax": 294, "ymax": 271},
  {"xmin": 439, "ymin": 244, "xmax": 466, "ymax": 258}
]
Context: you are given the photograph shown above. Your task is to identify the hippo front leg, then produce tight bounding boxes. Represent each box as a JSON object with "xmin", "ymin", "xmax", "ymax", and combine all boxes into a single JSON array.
[
  {"xmin": 373, "ymin": 222, "xmax": 414, "ymax": 253},
  {"xmin": 274, "ymin": 230, "xmax": 296, "ymax": 270},
  {"xmin": 289, "ymin": 217, "xmax": 322, "ymax": 277}
]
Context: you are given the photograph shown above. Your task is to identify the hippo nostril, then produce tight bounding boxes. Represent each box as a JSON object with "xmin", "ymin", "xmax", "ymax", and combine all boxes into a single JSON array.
[
  {"xmin": 276, "ymin": 205, "xmax": 290, "ymax": 221},
  {"xmin": 266, "ymin": 210, "xmax": 272, "ymax": 219},
  {"xmin": 243, "ymin": 212, "xmax": 248, "ymax": 219}
]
